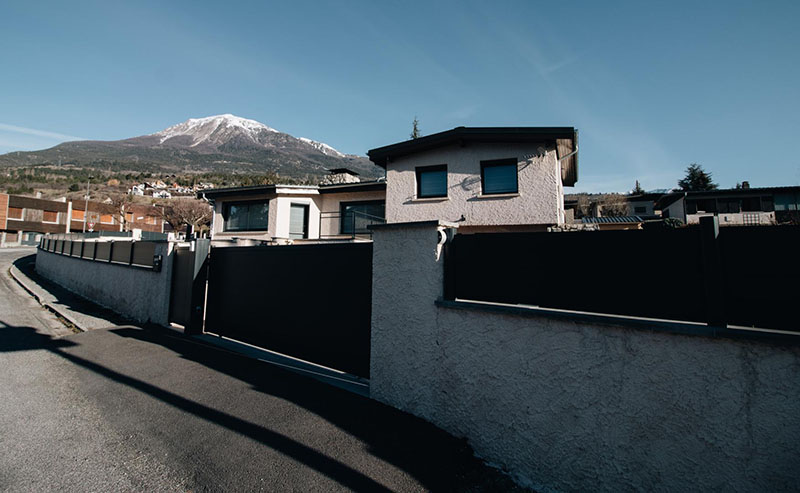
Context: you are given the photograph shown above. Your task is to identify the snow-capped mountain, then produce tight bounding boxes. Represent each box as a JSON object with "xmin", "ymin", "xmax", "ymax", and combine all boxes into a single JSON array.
[
  {"xmin": 153, "ymin": 114, "xmax": 280, "ymax": 147},
  {"xmin": 0, "ymin": 114, "xmax": 382, "ymax": 180}
]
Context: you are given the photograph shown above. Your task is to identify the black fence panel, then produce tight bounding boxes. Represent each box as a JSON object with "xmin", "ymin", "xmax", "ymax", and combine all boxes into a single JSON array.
[
  {"xmin": 131, "ymin": 242, "xmax": 156, "ymax": 267},
  {"xmin": 205, "ymin": 243, "xmax": 373, "ymax": 378},
  {"xmin": 719, "ymin": 226, "xmax": 800, "ymax": 331},
  {"xmin": 451, "ymin": 228, "xmax": 707, "ymax": 324},
  {"xmin": 95, "ymin": 242, "xmax": 112, "ymax": 261}
]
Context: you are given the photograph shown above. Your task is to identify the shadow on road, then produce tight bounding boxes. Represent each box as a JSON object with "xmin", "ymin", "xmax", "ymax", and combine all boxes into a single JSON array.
[{"xmin": 0, "ymin": 317, "xmax": 520, "ymax": 492}]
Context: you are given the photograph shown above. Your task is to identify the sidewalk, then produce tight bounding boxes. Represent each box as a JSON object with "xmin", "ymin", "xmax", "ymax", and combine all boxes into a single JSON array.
[{"xmin": 10, "ymin": 252, "xmax": 369, "ymax": 396}]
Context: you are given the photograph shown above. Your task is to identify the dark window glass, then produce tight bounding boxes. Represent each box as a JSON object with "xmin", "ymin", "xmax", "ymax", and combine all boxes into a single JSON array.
[
  {"xmin": 762, "ymin": 196, "xmax": 774, "ymax": 212},
  {"xmin": 481, "ymin": 159, "xmax": 518, "ymax": 195},
  {"xmin": 416, "ymin": 165, "xmax": 447, "ymax": 198},
  {"xmin": 718, "ymin": 199, "xmax": 740, "ymax": 213},
  {"xmin": 634, "ymin": 206, "xmax": 646, "ymax": 214},
  {"xmin": 696, "ymin": 199, "xmax": 717, "ymax": 213},
  {"xmin": 224, "ymin": 201, "xmax": 269, "ymax": 231},
  {"xmin": 685, "ymin": 200, "xmax": 698, "ymax": 214},
  {"xmin": 340, "ymin": 201, "xmax": 385, "ymax": 234},
  {"xmin": 741, "ymin": 197, "xmax": 761, "ymax": 212}
]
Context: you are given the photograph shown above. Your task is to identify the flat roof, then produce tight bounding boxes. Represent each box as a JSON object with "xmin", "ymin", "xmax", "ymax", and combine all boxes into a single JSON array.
[{"xmin": 198, "ymin": 180, "xmax": 386, "ymax": 200}]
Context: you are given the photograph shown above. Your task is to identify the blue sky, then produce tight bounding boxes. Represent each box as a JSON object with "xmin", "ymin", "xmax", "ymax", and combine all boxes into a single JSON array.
[{"xmin": 1, "ymin": 0, "xmax": 798, "ymax": 192}]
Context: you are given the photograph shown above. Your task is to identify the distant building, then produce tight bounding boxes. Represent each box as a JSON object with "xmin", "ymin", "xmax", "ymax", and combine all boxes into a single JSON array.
[
  {"xmin": 0, "ymin": 192, "xmax": 165, "ymax": 247},
  {"xmin": 657, "ymin": 186, "xmax": 800, "ymax": 226}
]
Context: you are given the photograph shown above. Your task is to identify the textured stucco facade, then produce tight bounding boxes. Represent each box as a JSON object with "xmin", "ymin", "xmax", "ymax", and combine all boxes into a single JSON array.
[
  {"xmin": 370, "ymin": 221, "xmax": 800, "ymax": 492},
  {"xmin": 35, "ymin": 243, "xmax": 174, "ymax": 326},
  {"xmin": 385, "ymin": 142, "xmax": 565, "ymax": 227}
]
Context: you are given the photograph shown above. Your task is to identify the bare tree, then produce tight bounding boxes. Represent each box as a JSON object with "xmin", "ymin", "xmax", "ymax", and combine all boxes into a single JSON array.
[
  {"xmin": 599, "ymin": 194, "xmax": 629, "ymax": 217},
  {"xmin": 108, "ymin": 193, "xmax": 133, "ymax": 231},
  {"xmin": 160, "ymin": 198, "xmax": 213, "ymax": 232}
]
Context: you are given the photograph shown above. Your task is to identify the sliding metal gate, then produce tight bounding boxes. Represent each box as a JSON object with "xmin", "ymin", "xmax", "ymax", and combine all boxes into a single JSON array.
[
  {"xmin": 204, "ymin": 242, "xmax": 373, "ymax": 378},
  {"xmin": 169, "ymin": 240, "xmax": 210, "ymax": 333}
]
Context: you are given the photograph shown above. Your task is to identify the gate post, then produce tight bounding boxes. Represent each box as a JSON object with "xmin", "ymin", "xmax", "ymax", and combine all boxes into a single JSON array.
[{"xmin": 699, "ymin": 216, "xmax": 726, "ymax": 328}]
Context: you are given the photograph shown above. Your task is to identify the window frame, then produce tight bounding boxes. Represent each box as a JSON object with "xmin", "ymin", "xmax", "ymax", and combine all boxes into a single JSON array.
[
  {"xmin": 288, "ymin": 202, "xmax": 310, "ymax": 239},
  {"xmin": 415, "ymin": 164, "xmax": 448, "ymax": 199},
  {"xmin": 480, "ymin": 158, "xmax": 519, "ymax": 195},
  {"xmin": 222, "ymin": 199, "xmax": 270, "ymax": 232}
]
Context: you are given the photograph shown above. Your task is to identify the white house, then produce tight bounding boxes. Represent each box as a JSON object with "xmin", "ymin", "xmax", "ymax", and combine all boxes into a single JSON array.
[
  {"xmin": 201, "ymin": 178, "xmax": 386, "ymax": 244},
  {"xmin": 367, "ymin": 126, "xmax": 578, "ymax": 232}
]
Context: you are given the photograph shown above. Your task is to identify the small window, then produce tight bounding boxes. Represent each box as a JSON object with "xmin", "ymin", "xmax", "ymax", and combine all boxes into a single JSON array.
[
  {"xmin": 416, "ymin": 165, "xmax": 447, "ymax": 198},
  {"xmin": 634, "ymin": 206, "xmax": 646, "ymax": 214},
  {"xmin": 289, "ymin": 203, "xmax": 309, "ymax": 239},
  {"xmin": 224, "ymin": 200, "xmax": 269, "ymax": 232},
  {"xmin": 481, "ymin": 159, "xmax": 518, "ymax": 195}
]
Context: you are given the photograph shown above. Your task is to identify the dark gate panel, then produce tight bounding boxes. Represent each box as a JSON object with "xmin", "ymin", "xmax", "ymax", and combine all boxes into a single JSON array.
[
  {"xmin": 205, "ymin": 243, "xmax": 373, "ymax": 378},
  {"xmin": 169, "ymin": 240, "xmax": 210, "ymax": 332}
]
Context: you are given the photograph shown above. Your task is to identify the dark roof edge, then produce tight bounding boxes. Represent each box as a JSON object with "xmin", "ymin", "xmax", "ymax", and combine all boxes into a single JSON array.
[
  {"xmin": 318, "ymin": 181, "xmax": 387, "ymax": 194},
  {"xmin": 368, "ymin": 126, "xmax": 576, "ymax": 168}
]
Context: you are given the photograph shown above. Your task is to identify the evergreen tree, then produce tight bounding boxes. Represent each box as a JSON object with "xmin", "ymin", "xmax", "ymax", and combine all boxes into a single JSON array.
[
  {"xmin": 410, "ymin": 117, "xmax": 420, "ymax": 139},
  {"xmin": 678, "ymin": 163, "xmax": 718, "ymax": 191},
  {"xmin": 632, "ymin": 180, "xmax": 645, "ymax": 195}
]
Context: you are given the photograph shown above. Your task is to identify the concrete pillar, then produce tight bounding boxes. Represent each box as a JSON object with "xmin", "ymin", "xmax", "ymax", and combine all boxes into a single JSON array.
[
  {"xmin": 65, "ymin": 201, "xmax": 72, "ymax": 233},
  {"xmin": 368, "ymin": 220, "xmax": 457, "ymax": 413}
]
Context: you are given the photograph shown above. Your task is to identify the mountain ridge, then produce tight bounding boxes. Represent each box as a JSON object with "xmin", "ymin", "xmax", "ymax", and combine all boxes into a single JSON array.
[{"xmin": 0, "ymin": 115, "xmax": 383, "ymax": 180}]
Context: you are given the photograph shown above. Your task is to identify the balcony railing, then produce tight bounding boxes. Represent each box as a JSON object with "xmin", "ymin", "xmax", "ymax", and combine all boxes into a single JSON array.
[{"xmin": 319, "ymin": 210, "xmax": 385, "ymax": 240}]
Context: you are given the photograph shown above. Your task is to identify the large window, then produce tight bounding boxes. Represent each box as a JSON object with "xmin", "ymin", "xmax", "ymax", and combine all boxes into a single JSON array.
[
  {"xmin": 416, "ymin": 165, "xmax": 447, "ymax": 198},
  {"xmin": 340, "ymin": 200, "xmax": 385, "ymax": 234},
  {"xmin": 223, "ymin": 200, "xmax": 269, "ymax": 232},
  {"xmin": 481, "ymin": 158, "xmax": 518, "ymax": 195}
]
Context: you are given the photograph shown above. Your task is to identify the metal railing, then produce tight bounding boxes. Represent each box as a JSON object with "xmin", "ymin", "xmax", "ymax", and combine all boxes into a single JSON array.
[
  {"xmin": 319, "ymin": 210, "xmax": 385, "ymax": 240},
  {"xmin": 38, "ymin": 235, "xmax": 164, "ymax": 271}
]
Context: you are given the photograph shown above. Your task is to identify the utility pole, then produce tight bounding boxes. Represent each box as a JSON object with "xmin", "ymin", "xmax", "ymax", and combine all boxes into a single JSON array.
[{"xmin": 82, "ymin": 176, "xmax": 93, "ymax": 233}]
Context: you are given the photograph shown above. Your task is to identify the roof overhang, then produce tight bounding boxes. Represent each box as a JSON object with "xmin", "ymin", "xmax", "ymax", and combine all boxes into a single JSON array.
[{"xmin": 367, "ymin": 126, "xmax": 578, "ymax": 186}]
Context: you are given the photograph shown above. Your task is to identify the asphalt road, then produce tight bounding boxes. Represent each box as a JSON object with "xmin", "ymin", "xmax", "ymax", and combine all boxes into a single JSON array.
[{"xmin": 0, "ymin": 248, "xmax": 523, "ymax": 492}]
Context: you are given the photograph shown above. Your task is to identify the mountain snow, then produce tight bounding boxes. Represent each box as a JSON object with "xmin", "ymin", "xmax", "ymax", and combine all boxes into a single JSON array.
[
  {"xmin": 151, "ymin": 114, "xmax": 348, "ymax": 157},
  {"xmin": 298, "ymin": 137, "xmax": 346, "ymax": 157},
  {"xmin": 153, "ymin": 114, "xmax": 278, "ymax": 147}
]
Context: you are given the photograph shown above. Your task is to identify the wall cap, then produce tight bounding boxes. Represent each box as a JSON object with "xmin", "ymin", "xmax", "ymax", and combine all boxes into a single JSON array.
[
  {"xmin": 435, "ymin": 298, "xmax": 800, "ymax": 346},
  {"xmin": 370, "ymin": 220, "xmax": 460, "ymax": 231}
]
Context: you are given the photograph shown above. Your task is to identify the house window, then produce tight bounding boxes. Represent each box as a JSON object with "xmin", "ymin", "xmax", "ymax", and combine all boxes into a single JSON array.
[
  {"xmin": 481, "ymin": 158, "xmax": 518, "ymax": 195},
  {"xmin": 8, "ymin": 207, "xmax": 23, "ymax": 219},
  {"xmin": 416, "ymin": 165, "xmax": 447, "ymax": 198},
  {"xmin": 100, "ymin": 214, "xmax": 113, "ymax": 224},
  {"xmin": 634, "ymin": 206, "xmax": 646, "ymax": 214},
  {"xmin": 43, "ymin": 210, "xmax": 58, "ymax": 223},
  {"xmin": 340, "ymin": 200, "xmax": 385, "ymax": 234},
  {"xmin": 223, "ymin": 200, "xmax": 269, "ymax": 232},
  {"xmin": 289, "ymin": 203, "xmax": 309, "ymax": 239}
]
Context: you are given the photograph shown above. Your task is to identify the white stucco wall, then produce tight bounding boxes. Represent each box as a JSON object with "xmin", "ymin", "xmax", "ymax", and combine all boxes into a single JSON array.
[
  {"xmin": 35, "ymin": 242, "xmax": 174, "ymax": 326},
  {"xmin": 370, "ymin": 221, "xmax": 800, "ymax": 492},
  {"xmin": 385, "ymin": 142, "xmax": 564, "ymax": 226},
  {"xmin": 687, "ymin": 211, "xmax": 775, "ymax": 226}
]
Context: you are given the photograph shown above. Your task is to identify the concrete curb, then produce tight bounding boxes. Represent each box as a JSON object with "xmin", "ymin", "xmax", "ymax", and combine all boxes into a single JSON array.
[{"xmin": 8, "ymin": 263, "xmax": 87, "ymax": 332}]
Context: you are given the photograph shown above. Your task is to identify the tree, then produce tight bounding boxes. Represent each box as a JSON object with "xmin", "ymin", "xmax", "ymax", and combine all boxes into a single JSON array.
[
  {"xmin": 632, "ymin": 180, "xmax": 645, "ymax": 195},
  {"xmin": 160, "ymin": 198, "xmax": 213, "ymax": 232},
  {"xmin": 678, "ymin": 163, "xmax": 718, "ymax": 191},
  {"xmin": 599, "ymin": 194, "xmax": 629, "ymax": 217},
  {"xmin": 108, "ymin": 193, "xmax": 133, "ymax": 231},
  {"xmin": 410, "ymin": 117, "xmax": 420, "ymax": 139}
]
